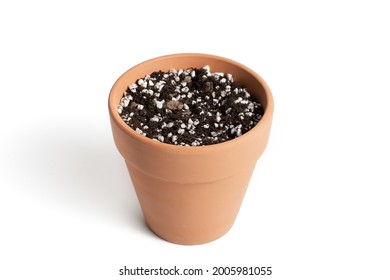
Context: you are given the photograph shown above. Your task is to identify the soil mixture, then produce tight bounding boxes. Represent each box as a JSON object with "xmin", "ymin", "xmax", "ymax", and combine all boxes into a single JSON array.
[{"xmin": 118, "ymin": 66, "xmax": 263, "ymax": 146}]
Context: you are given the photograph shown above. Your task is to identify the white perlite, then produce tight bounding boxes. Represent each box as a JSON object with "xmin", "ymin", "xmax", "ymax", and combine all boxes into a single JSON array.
[
  {"xmin": 150, "ymin": 116, "xmax": 159, "ymax": 122},
  {"xmin": 135, "ymin": 128, "xmax": 143, "ymax": 134},
  {"xmin": 155, "ymin": 99, "xmax": 165, "ymax": 109},
  {"xmin": 216, "ymin": 112, "xmax": 221, "ymax": 122},
  {"xmin": 137, "ymin": 79, "xmax": 147, "ymax": 88}
]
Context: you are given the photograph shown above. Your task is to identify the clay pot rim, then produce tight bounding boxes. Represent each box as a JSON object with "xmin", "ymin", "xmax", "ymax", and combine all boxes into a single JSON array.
[{"xmin": 108, "ymin": 53, "xmax": 274, "ymax": 153}]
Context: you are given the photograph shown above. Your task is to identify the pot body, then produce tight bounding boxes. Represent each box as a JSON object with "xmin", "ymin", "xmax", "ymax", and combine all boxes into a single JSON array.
[{"xmin": 108, "ymin": 53, "xmax": 274, "ymax": 245}]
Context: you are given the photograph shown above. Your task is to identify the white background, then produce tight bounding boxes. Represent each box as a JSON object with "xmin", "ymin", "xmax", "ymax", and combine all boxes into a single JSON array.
[{"xmin": 1, "ymin": 0, "xmax": 389, "ymax": 279}]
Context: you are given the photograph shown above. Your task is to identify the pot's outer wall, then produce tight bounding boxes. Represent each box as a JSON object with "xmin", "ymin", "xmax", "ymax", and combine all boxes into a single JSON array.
[{"xmin": 108, "ymin": 53, "xmax": 274, "ymax": 244}]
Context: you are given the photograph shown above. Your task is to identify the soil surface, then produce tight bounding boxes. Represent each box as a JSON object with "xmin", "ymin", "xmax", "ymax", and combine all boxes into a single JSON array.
[{"xmin": 118, "ymin": 66, "xmax": 263, "ymax": 146}]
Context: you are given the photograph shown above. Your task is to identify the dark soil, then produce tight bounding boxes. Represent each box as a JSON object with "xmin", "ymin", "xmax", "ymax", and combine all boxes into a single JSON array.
[{"xmin": 118, "ymin": 66, "xmax": 263, "ymax": 146}]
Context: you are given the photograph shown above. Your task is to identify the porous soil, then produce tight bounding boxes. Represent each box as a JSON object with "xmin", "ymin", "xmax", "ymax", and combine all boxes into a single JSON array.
[{"xmin": 118, "ymin": 66, "xmax": 263, "ymax": 146}]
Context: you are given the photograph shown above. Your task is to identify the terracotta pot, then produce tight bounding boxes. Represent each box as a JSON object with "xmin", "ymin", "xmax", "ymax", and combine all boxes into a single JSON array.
[{"xmin": 108, "ymin": 53, "xmax": 274, "ymax": 245}]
